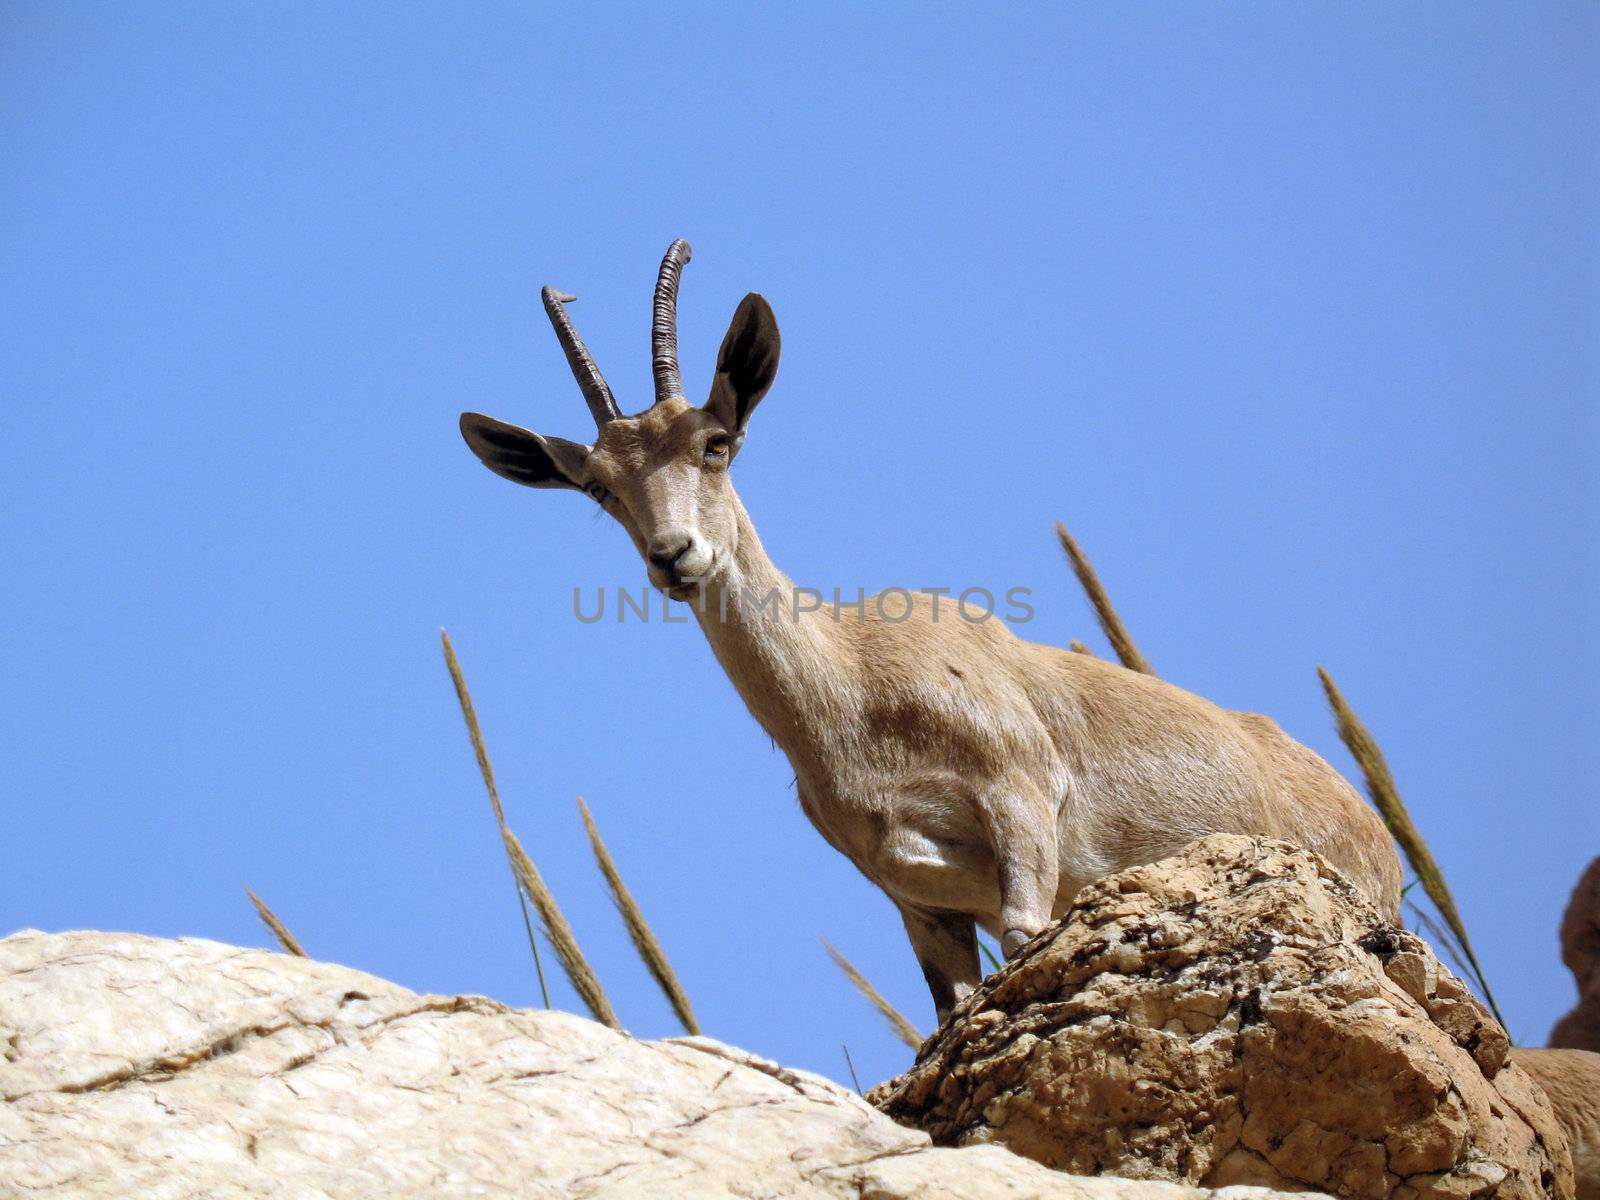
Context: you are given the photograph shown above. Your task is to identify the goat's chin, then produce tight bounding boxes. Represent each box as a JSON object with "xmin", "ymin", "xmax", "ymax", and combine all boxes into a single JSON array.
[
  {"xmin": 648, "ymin": 571, "xmax": 705, "ymax": 602},
  {"xmin": 648, "ymin": 554, "xmax": 719, "ymax": 602}
]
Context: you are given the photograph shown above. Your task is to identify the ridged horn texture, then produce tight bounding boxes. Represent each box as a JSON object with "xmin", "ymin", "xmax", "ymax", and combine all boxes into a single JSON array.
[
  {"xmin": 651, "ymin": 239, "xmax": 693, "ymax": 403},
  {"xmin": 541, "ymin": 285, "xmax": 621, "ymax": 430}
]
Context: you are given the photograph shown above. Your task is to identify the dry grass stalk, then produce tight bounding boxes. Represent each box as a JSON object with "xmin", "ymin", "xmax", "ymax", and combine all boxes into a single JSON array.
[
  {"xmin": 1054, "ymin": 522, "xmax": 1153, "ymax": 675},
  {"xmin": 245, "ymin": 887, "xmax": 307, "ymax": 957},
  {"xmin": 822, "ymin": 939, "xmax": 923, "ymax": 1049},
  {"xmin": 578, "ymin": 797, "xmax": 700, "ymax": 1035},
  {"xmin": 1317, "ymin": 666, "xmax": 1507, "ymax": 1029},
  {"xmin": 440, "ymin": 628, "xmax": 551, "ymax": 1009},
  {"xmin": 503, "ymin": 827, "xmax": 621, "ymax": 1029}
]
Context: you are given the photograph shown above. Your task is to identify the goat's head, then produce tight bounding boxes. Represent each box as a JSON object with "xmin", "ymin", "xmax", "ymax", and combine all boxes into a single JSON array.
[{"xmin": 460, "ymin": 241, "xmax": 780, "ymax": 599}]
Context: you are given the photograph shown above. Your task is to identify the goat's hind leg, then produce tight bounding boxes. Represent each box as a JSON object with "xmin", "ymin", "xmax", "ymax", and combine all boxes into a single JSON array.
[{"xmin": 897, "ymin": 903, "xmax": 980, "ymax": 1025}]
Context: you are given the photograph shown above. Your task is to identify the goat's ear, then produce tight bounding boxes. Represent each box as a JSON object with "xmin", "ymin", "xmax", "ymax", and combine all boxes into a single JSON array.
[
  {"xmin": 459, "ymin": 413, "xmax": 590, "ymax": 491},
  {"xmin": 704, "ymin": 293, "xmax": 780, "ymax": 434}
]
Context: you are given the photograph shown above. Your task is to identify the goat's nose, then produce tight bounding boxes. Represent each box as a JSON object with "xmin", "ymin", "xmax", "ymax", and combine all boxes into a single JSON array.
[{"xmin": 647, "ymin": 533, "xmax": 692, "ymax": 569}]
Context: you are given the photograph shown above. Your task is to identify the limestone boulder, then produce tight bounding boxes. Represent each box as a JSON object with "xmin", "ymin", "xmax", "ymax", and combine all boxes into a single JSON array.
[
  {"xmin": 1513, "ymin": 1050, "xmax": 1600, "ymax": 1200},
  {"xmin": 871, "ymin": 835, "xmax": 1573, "ymax": 1200},
  {"xmin": 0, "ymin": 928, "xmax": 1314, "ymax": 1200},
  {"xmin": 1551, "ymin": 857, "xmax": 1600, "ymax": 1053}
]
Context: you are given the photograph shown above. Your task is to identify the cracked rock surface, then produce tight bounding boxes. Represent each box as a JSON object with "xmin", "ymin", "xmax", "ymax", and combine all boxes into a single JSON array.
[
  {"xmin": 1551, "ymin": 857, "xmax": 1600, "ymax": 1053},
  {"xmin": 871, "ymin": 835, "xmax": 1574, "ymax": 1200},
  {"xmin": 0, "ymin": 928, "xmax": 1314, "ymax": 1199}
]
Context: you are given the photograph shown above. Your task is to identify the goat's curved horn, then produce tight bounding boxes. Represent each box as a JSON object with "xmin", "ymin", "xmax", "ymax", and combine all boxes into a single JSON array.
[
  {"xmin": 652, "ymin": 239, "xmax": 693, "ymax": 403},
  {"xmin": 542, "ymin": 286, "xmax": 621, "ymax": 430}
]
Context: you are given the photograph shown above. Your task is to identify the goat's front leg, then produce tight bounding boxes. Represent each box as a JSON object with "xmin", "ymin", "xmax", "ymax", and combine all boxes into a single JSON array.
[
  {"xmin": 896, "ymin": 902, "xmax": 980, "ymax": 1026},
  {"xmin": 978, "ymin": 785, "xmax": 1059, "ymax": 959}
]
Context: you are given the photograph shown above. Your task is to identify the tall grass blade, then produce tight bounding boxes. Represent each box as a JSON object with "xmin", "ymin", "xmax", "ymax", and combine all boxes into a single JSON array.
[
  {"xmin": 503, "ymin": 826, "xmax": 621, "ymax": 1029},
  {"xmin": 1406, "ymin": 901, "xmax": 1475, "ymax": 981},
  {"xmin": 1317, "ymin": 666, "xmax": 1507, "ymax": 1029},
  {"xmin": 578, "ymin": 796, "xmax": 700, "ymax": 1035},
  {"xmin": 245, "ymin": 887, "xmax": 307, "ymax": 957},
  {"xmin": 822, "ymin": 939, "xmax": 923, "ymax": 1050},
  {"xmin": 1054, "ymin": 522, "xmax": 1153, "ymax": 675},
  {"xmin": 978, "ymin": 938, "xmax": 1002, "ymax": 974},
  {"xmin": 841, "ymin": 1044, "xmax": 863, "ymax": 1095},
  {"xmin": 440, "ymin": 628, "xmax": 551, "ymax": 1009}
]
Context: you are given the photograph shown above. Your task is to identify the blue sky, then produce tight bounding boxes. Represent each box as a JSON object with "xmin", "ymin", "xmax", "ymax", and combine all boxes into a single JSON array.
[{"xmin": 2, "ymin": 4, "xmax": 1594, "ymax": 1087}]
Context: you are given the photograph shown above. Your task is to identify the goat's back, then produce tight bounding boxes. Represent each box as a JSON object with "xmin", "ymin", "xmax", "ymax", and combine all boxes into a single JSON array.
[{"xmin": 1010, "ymin": 641, "xmax": 1402, "ymax": 917}]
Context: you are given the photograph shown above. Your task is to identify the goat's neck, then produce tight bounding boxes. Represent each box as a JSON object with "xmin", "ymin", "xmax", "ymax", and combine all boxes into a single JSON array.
[{"xmin": 692, "ymin": 496, "xmax": 852, "ymax": 755}]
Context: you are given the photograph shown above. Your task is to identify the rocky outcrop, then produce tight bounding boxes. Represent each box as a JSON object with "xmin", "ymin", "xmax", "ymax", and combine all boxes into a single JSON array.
[
  {"xmin": 0, "ymin": 928, "xmax": 1317, "ymax": 1200},
  {"xmin": 872, "ymin": 835, "xmax": 1574, "ymax": 1200},
  {"xmin": 1513, "ymin": 1050, "xmax": 1600, "ymax": 1200},
  {"xmin": 1529, "ymin": 855, "xmax": 1600, "ymax": 1200},
  {"xmin": 1552, "ymin": 857, "xmax": 1600, "ymax": 1053}
]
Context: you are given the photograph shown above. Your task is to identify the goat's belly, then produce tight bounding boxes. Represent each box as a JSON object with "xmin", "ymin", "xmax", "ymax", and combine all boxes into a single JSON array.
[{"xmin": 872, "ymin": 826, "xmax": 1000, "ymax": 916}]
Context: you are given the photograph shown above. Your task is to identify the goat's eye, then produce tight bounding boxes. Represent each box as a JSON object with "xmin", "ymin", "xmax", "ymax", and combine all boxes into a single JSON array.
[
  {"xmin": 585, "ymin": 482, "xmax": 609, "ymax": 503},
  {"xmin": 704, "ymin": 437, "xmax": 731, "ymax": 463}
]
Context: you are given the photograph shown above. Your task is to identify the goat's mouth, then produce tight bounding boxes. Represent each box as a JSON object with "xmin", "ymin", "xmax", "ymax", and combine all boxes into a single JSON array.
[{"xmin": 650, "ymin": 551, "xmax": 718, "ymax": 602}]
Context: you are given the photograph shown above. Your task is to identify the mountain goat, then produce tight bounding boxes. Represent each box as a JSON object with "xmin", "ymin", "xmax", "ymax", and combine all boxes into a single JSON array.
[{"xmin": 459, "ymin": 241, "xmax": 1403, "ymax": 1020}]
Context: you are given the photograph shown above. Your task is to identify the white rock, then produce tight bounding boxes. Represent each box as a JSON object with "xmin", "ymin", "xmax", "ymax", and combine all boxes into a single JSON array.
[{"xmin": 0, "ymin": 928, "xmax": 1317, "ymax": 1199}]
